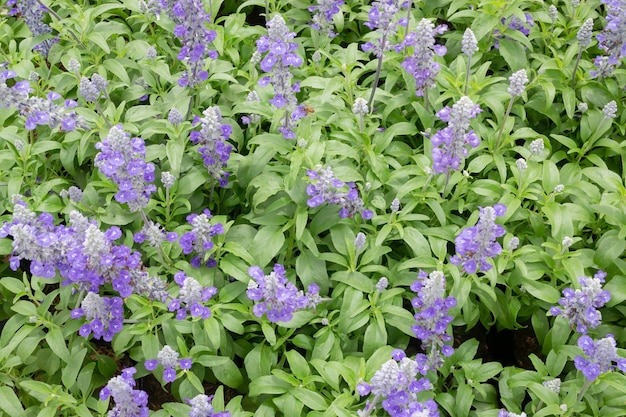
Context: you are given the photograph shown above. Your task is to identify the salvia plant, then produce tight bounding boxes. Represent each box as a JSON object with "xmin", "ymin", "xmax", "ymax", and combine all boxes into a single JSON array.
[{"xmin": 1, "ymin": 1, "xmax": 626, "ymax": 417}]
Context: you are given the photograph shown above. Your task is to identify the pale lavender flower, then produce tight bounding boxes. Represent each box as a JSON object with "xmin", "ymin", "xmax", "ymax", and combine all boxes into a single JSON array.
[
  {"xmin": 352, "ymin": 98, "xmax": 369, "ymax": 115},
  {"xmin": 498, "ymin": 411, "xmax": 527, "ymax": 417},
  {"xmin": 516, "ymin": 158, "xmax": 527, "ymax": 171},
  {"xmin": 309, "ymin": 0, "xmax": 344, "ymax": 38},
  {"xmin": 161, "ymin": 171, "xmax": 176, "ymax": 189},
  {"xmin": 78, "ymin": 74, "xmax": 107, "ymax": 102},
  {"xmin": 411, "ymin": 270, "xmax": 456, "ymax": 370},
  {"xmin": 241, "ymin": 91, "xmax": 261, "ymax": 125},
  {"xmin": 430, "ymin": 96, "xmax": 482, "ymax": 174},
  {"xmin": 67, "ymin": 58, "xmax": 81, "ymax": 73},
  {"xmin": 375, "ymin": 277, "xmax": 389, "ymax": 292},
  {"xmin": 390, "ymin": 198, "xmax": 400, "ymax": 212},
  {"xmin": 100, "ymin": 367, "xmax": 149, "ymax": 417},
  {"xmin": 400, "ymin": 18, "xmax": 447, "ymax": 97},
  {"xmin": 7, "ymin": 0, "xmax": 58, "ymax": 56},
  {"xmin": 71, "ymin": 292, "xmax": 124, "ymax": 341},
  {"xmin": 549, "ymin": 270, "xmax": 610, "ymax": 334},
  {"xmin": 529, "ymin": 138, "xmax": 544, "ymax": 155},
  {"xmin": 146, "ymin": 46, "xmax": 157, "ymax": 59},
  {"xmin": 462, "ymin": 28, "xmax": 478, "ymax": 57},
  {"xmin": 451, "ymin": 204, "xmax": 506, "ymax": 274},
  {"xmin": 246, "ymin": 264, "xmax": 320, "ymax": 323},
  {"xmin": 306, "ymin": 166, "xmax": 374, "ymax": 220},
  {"xmin": 508, "ymin": 236, "xmax": 520, "ymax": 250},
  {"xmin": 355, "ymin": 232, "xmax": 366, "ymax": 250},
  {"xmin": 578, "ymin": 18, "xmax": 594, "ymax": 48},
  {"xmin": 507, "ymin": 69, "xmax": 528, "ymax": 97},
  {"xmin": 94, "ymin": 125, "xmax": 156, "ymax": 212},
  {"xmin": 256, "ymin": 15, "xmax": 306, "ymax": 139},
  {"xmin": 129, "ymin": 269, "xmax": 169, "ymax": 302},
  {"xmin": 187, "ymin": 394, "xmax": 231, "ymax": 417},
  {"xmin": 190, "ymin": 107, "xmax": 233, "ymax": 186},
  {"xmin": 179, "ymin": 209, "xmax": 224, "ymax": 268},
  {"xmin": 361, "ymin": 0, "xmax": 403, "ymax": 58},
  {"xmin": 145, "ymin": 345, "xmax": 192, "ymax": 383},
  {"xmin": 548, "ymin": 5, "xmax": 558, "ymax": 23},
  {"xmin": 168, "ymin": 108, "xmax": 183, "ymax": 125},
  {"xmin": 543, "ymin": 378, "xmax": 561, "ymax": 394},
  {"xmin": 168, "ymin": 271, "xmax": 217, "ymax": 319},
  {"xmin": 574, "ymin": 335, "xmax": 626, "ymax": 381},
  {"xmin": 603, "ymin": 100, "xmax": 618, "ymax": 118},
  {"xmin": 133, "ymin": 220, "xmax": 178, "ymax": 247}
]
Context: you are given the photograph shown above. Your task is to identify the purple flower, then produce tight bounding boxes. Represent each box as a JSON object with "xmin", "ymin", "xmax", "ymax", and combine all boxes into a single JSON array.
[
  {"xmin": 451, "ymin": 204, "xmax": 506, "ymax": 274},
  {"xmin": 168, "ymin": 271, "xmax": 217, "ymax": 319},
  {"xmin": 411, "ymin": 270, "xmax": 457, "ymax": 371},
  {"xmin": 8, "ymin": 0, "xmax": 58, "ymax": 56},
  {"xmin": 430, "ymin": 96, "xmax": 482, "ymax": 174},
  {"xmin": 358, "ymin": 351, "xmax": 437, "ymax": 417},
  {"xmin": 549, "ymin": 270, "xmax": 611, "ymax": 334},
  {"xmin": 100, "ymin": 367, "xmax": 149, "ymax": 417},
  {"xmin": 144, "ymin": 345, "xmax": 191, "ymax": 383},
  {"xmin": 190, "ymin": 107, "xmax": 233, "ymax": 186},
  {"xmin": 256, "ymin": 15, "xmax": 305, "ymax": 138},
  {"xmin": 149, "ymin": 0, "xmax": 217, "ymax": 87},
  {"xmin": 574, "ymin": 335, "xmax": 626, "ymax": 381},
  {"xmin": 361, "ymin": 0, "xmax": 404, "ymax": 58},
  {"xmin": 72, "ymin": 292, "xmax": 124, "ymax": 341},
  {"xmin": 305, "ymin": 167, "xmax": 373, "ymax": 220},
  {"xmin": 78, "ymin": 74, "xmax": 108, "ymax": 102},
  {"xmin": 309, "ymin": 0, "xmax": 344, "ymax": 38},
  {"xmin": 179, "ymin": 209, "xmax": 224, "ymax": 267},
  {"xmin": 94, "ymin": 125, "xmax": 156, "ymax": 212},
  {"xmin": 593, "ymin": 0, "xmax": 626, "ymax": 77},
  {"xmin": 246, "ymin": 264, "xmax": 320, "ymax": 323},
  {"xmin": 400, "ymin": 18, "xmax": 447, "ymax": 97}
]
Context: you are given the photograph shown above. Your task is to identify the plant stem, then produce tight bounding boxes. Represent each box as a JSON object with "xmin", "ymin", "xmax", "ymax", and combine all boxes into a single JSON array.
[
  {"xmin": 495, "ymin": 97, "xmax": 514, "ymax": 151},
  {"xmin": 571, "ymin": 46, "xmax": 583, "ymax": 88},
  {"xmin": 368, "ymin": 35, "xmax": 387, "ymax": 113},
  {"xmin": 464, "ymin": 55, "xmax": 472, "ymax": 96}
]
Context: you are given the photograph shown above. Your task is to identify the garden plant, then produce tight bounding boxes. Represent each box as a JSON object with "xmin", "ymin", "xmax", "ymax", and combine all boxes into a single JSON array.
[{"xmin": 1, "ymin": 0, "xmax": 626, "ymax": 416}]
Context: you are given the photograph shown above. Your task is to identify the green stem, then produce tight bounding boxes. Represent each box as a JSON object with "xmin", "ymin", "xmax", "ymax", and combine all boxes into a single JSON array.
[
  {"xmin": 495, "ymin": 97, "xmax": 514, "ymax": 151},
  {"xmin": 464, "ymin": 55, "xmax": 472, "ymax": 96},
  {"xmin": 367, "ymin": 34, "xmax": 387, "ymax": 113},
  {"xmin": 571, "ymin": 46, "xmax": 583, "ymax": 88}
]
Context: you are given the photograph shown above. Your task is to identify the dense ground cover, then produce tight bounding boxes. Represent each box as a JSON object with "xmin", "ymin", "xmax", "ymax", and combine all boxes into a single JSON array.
[{"xmin": 0, "ymin": 0, "xmax": 626, "ymax": 416}]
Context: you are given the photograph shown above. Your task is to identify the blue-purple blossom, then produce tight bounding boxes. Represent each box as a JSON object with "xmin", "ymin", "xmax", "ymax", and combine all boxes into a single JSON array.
[
  {"xmin": 592, "ymin": 0, "xmax": 626, "ymax": 77},
  {"xmin": 145, "ymin": 345, "xmax": 192, "ymax": 383},
  {"xmin": 451, "ymin": 204, "xmax": 506, "ymax": 274},
  {"xmin": 577, "ymin": 18, "xmax": 594, "ymax": 48},
  {"xmin": 148, "ymin": 0, "xmax": 218, "ymax": 87},
  {"xmin": 462, "ymin": 28, "xmax": 478, "ymax": 57},
  {"xmin": 430, "ymin": 96, "xmax": 481, "ymax": 174},
  {"xmin": 168, "ymin": 271, "xmax": 217, "ymax": 319},
  {"xmin": 256, "ymin": 14, "xmax": 306, "ymax": 139},
  {"xmin": 71, "ymin": 292, "xmax": 124, "ymax": 341},
  {"xmin": 361, "ymin": 0, "xmax": 404, "ymax": 58},
  {"xmin": 187, "ymin": 394, "xmax": 231, "ymax": 417},
  {"xmin": 241, "ymin": 91, "xmax": 261, "ymax": 125},
  {"xmin": 100, "ymin": 367, "xmax": 149, "ymax": 417},
  {"xmin": 411, "ymin": 270, "xmax": 457, "ymax": 371},
  {"xmin": 309, "ymin": 0, "xmax": 344, "ymax": 38},
  {"xmin": 78, "ymin": 74, "xmax": 108, "ymax": 102},
  {"xmin": 94, "ymin": 125, "xmax": 157, "ymax": 212},
  {"xmin": 494, "ymin": 14, "xmax": 534, "ymax": 49},
  {"xmin": 306, "ymin": 166, "xmax": 374, "ymax": 220},
  {"xmin": 0, "ymin": 70, "xmax": 84, "ymax": 131},
  {"xmin": 574, "ymin": 334, "xmax": 626, "ymax": 381},
  {"xmin": 134, "ymin": 220, "xmax": 178, "ymax": 247},
  {"xmin": 190, "ymin": 106, "xmax": 233, "ymax": 187},
  {"xmin": 498, "ymin": 411, "xmax": 527, "ymax": 417},
  {"xmin": 246, "ymin": 264, "xmax": 321, "ymax": 323},
  {"xmin": 507, "ymin": 69, "xmax": 528, "ymax": 97},
  {"xmin": 7, "ymin": 0, "xmax": 58, "ymax": 56},
  {"xmin": 400, "ymin": 18, "xmax": 447, "ymax": 97},
  {"xmin": 179, "ymin": 209, "xmax": 224, "ymax": 268},
  {"xmin": 549, "ymin": 270, "xmax": 610, "ymax": 334},
  {"xmin": 357, "ymin": 350, "xmax": 437, "ymax": 417}
]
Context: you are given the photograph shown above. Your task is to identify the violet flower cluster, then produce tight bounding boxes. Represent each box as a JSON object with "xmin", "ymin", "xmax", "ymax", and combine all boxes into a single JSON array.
[
  {"xmin": 94, "ymin": 125, "xmax": 157, "ymax": 212},
  {"xmin": 190, "ymin": 106, "xmax": 233, "ymax": 187},
  {"xmin": 187, "ymin": 394, "xmax": 231, "ymax": 417},
  {"xmin": 592, "ymin": 0, "xmax": 626, "ymax": 77},
  {"xmin": 574, "ymin": 334, "xmax": 626, "ymax": 381},
  {"xmin": 134, "ymin": 220, "xmax": 178, "ymax": 248},
  {"xmin": 78, "ymin": 73, "xmax": 109, "ymax": 102},
  {"xmin": 549, "ymin": 270, "xmax": 611, "ymax": 334},
  {"xmin": 246, "ymin": 264, "xmax": 321, "ymax": 323},
  {"xmin": 306, "ymin": 166, "xmax": 374, "ymax": 220},
  {"xmin": 400, "ymin": 18, "xmax": 447, "ymax": 97},
  {"xmin": 411, "ymin": 270, "xmax": 457, "ymax": 371},
  {"xmin": 357, "ymin": 350, "xmax": 438, "ymax": 417},
  {"xmin": 494, "ymin": 14, "xmax": 533, "ymax": 49},
  {"xmin": 179, "ymin": 209, "xmax": 224, "ymax": 268},
  {"xmin": 147, "ymin": 0, "xmax": 218, "ymax": 87},
  {"xmin": 71, "ymin": 292, "xmax": 124, "ymax": 341},
  {"xmin": 0, "ymin": 70, "xmax": 84, "ymax": 131},
  {"xmin": 309, "ymin": 0, "xmax": 344, "ymax": 38},
  {"xmin": 361, "ymin": 0, "xmax": 404, "ymax": 58},
  {"xmin": 168, "ymin": 271, "xmax": 218, "ymax": 319},
  {"xmin": 451, "ymin": 204, "xmax": 506, "ymax": 274},
  {"xmin": 430, "ymin": 96, "xmax": 482, "ymax": 174},
  {"xmin": 7, "ymin": 0, "xmax": 58, "ymax": 56},
  {"xmin": 256, "ymin": 14, "xmax": 306, "ymax": 139},
  {"xmin": 100, "ymin": 367, "xmax": 149, "ymax": 417},
  {"xmin": 145, "ymin": 345, "xmax": 192, "ymax": 382}
]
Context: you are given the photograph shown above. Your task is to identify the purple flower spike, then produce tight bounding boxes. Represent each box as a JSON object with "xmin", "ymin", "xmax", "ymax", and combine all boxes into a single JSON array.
[
  {"xmin": 72, "ymin": 292, "xmax": 124, "ymax": 341},
  {"xmin": 309, "ymin": 0, "xmax": 344, "ymax": 38},
  {"xmin": 187, "ymin": 394, "xmax": 231, "ymax": 417},
  {"xmin": 144, "ymin": 345, "xmax": 192, "ymax": 383},
  {"xmin": 592, "ymin": 0, "xmax": 626, "ymax": 77},
  {"xmin": 168, "ymin": 271, "xmax": 217, "ymax": 319},
  {"xmin": 430, "ymin": 96, "xmax": 481, "ymax": 175},
  {"xmin": 179, "ymin": 209, "xmax": 224, "ymax": 267},
  {"xmin": 100, "ymin": 367, "xmax": 149, "ymax": 417},
  {"xmin": 190, "ymin": 107, "xmax": 233, "ymax": 187},
  {"xmin": 549, "ymin": 270, "xmax": 610, "ymax": 334},
  {"xmin": 451, "ymin": 204, "xmax": 506, "ymax": 274},
  {"xmin": 246, "ymin": 264, "xmax": 320, "ymax": 323},
  {"xmin": 574, "ymin": 334, "xmax": 626, "ymax": 381}
]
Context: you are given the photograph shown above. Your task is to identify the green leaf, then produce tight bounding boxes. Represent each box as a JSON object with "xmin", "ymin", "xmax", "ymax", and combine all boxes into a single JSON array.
[
  {"xmin": 62, "ymin": 347, "xmax": 87, "ymax": 389},
  {"xmin": 166, "ymin": 137, "xmax": 185, "ymax": 177},
  {"xmin": 331, "ymin": 271, "xmax": 373, "ymax": 293},
  {"xmin": 211, "ymin": 358, "xmax": 244, "ymax": 388},
  {"xmin": 363, "ymin": 313, "xmax": 387, "ymax": 357},
  {"xmin": 498, "ymin": 38, "xmax": 527, "ymax": 70},
  {"xmin": 249, "ymin": 375, "xmax": 292, "ymax": 396},
  {"xmin": 594, "ymin": 231, "xmax": 626, "ymax": 268},
  {"xmin": 403, "ymin": 227, "xmax": 431, "ymax": 257},
  {"xmin": 261, "ymin": 321, "xmax": 276, "ymax": 346},
  {"xmin": 522, "ymin": 279, "xmax": 561, "ymax": 304},
  {"xmin": 290, "ymin": 387, "xmax": 329, "ymax": 410},
  {"xmin": 285, "ymin": 350, "xmax": 310, "ymax": 380},
  {"xmin": 605, "ymin": 275, "xmax": 626, "ymax": 307},
  {"xmin": 0, "ymin": 386, "xmax": 26, "ymax": 417},
  {"xmin": 250, "ymin": 226, "xmax": 285, "ymax": 268},
  {"xmin": 45, "ymin": 328, "xmax": 70, "ymax": 363},
  {"xmin": 453, "ymin": 383, "xmax": 474, "ymax": 417}
]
